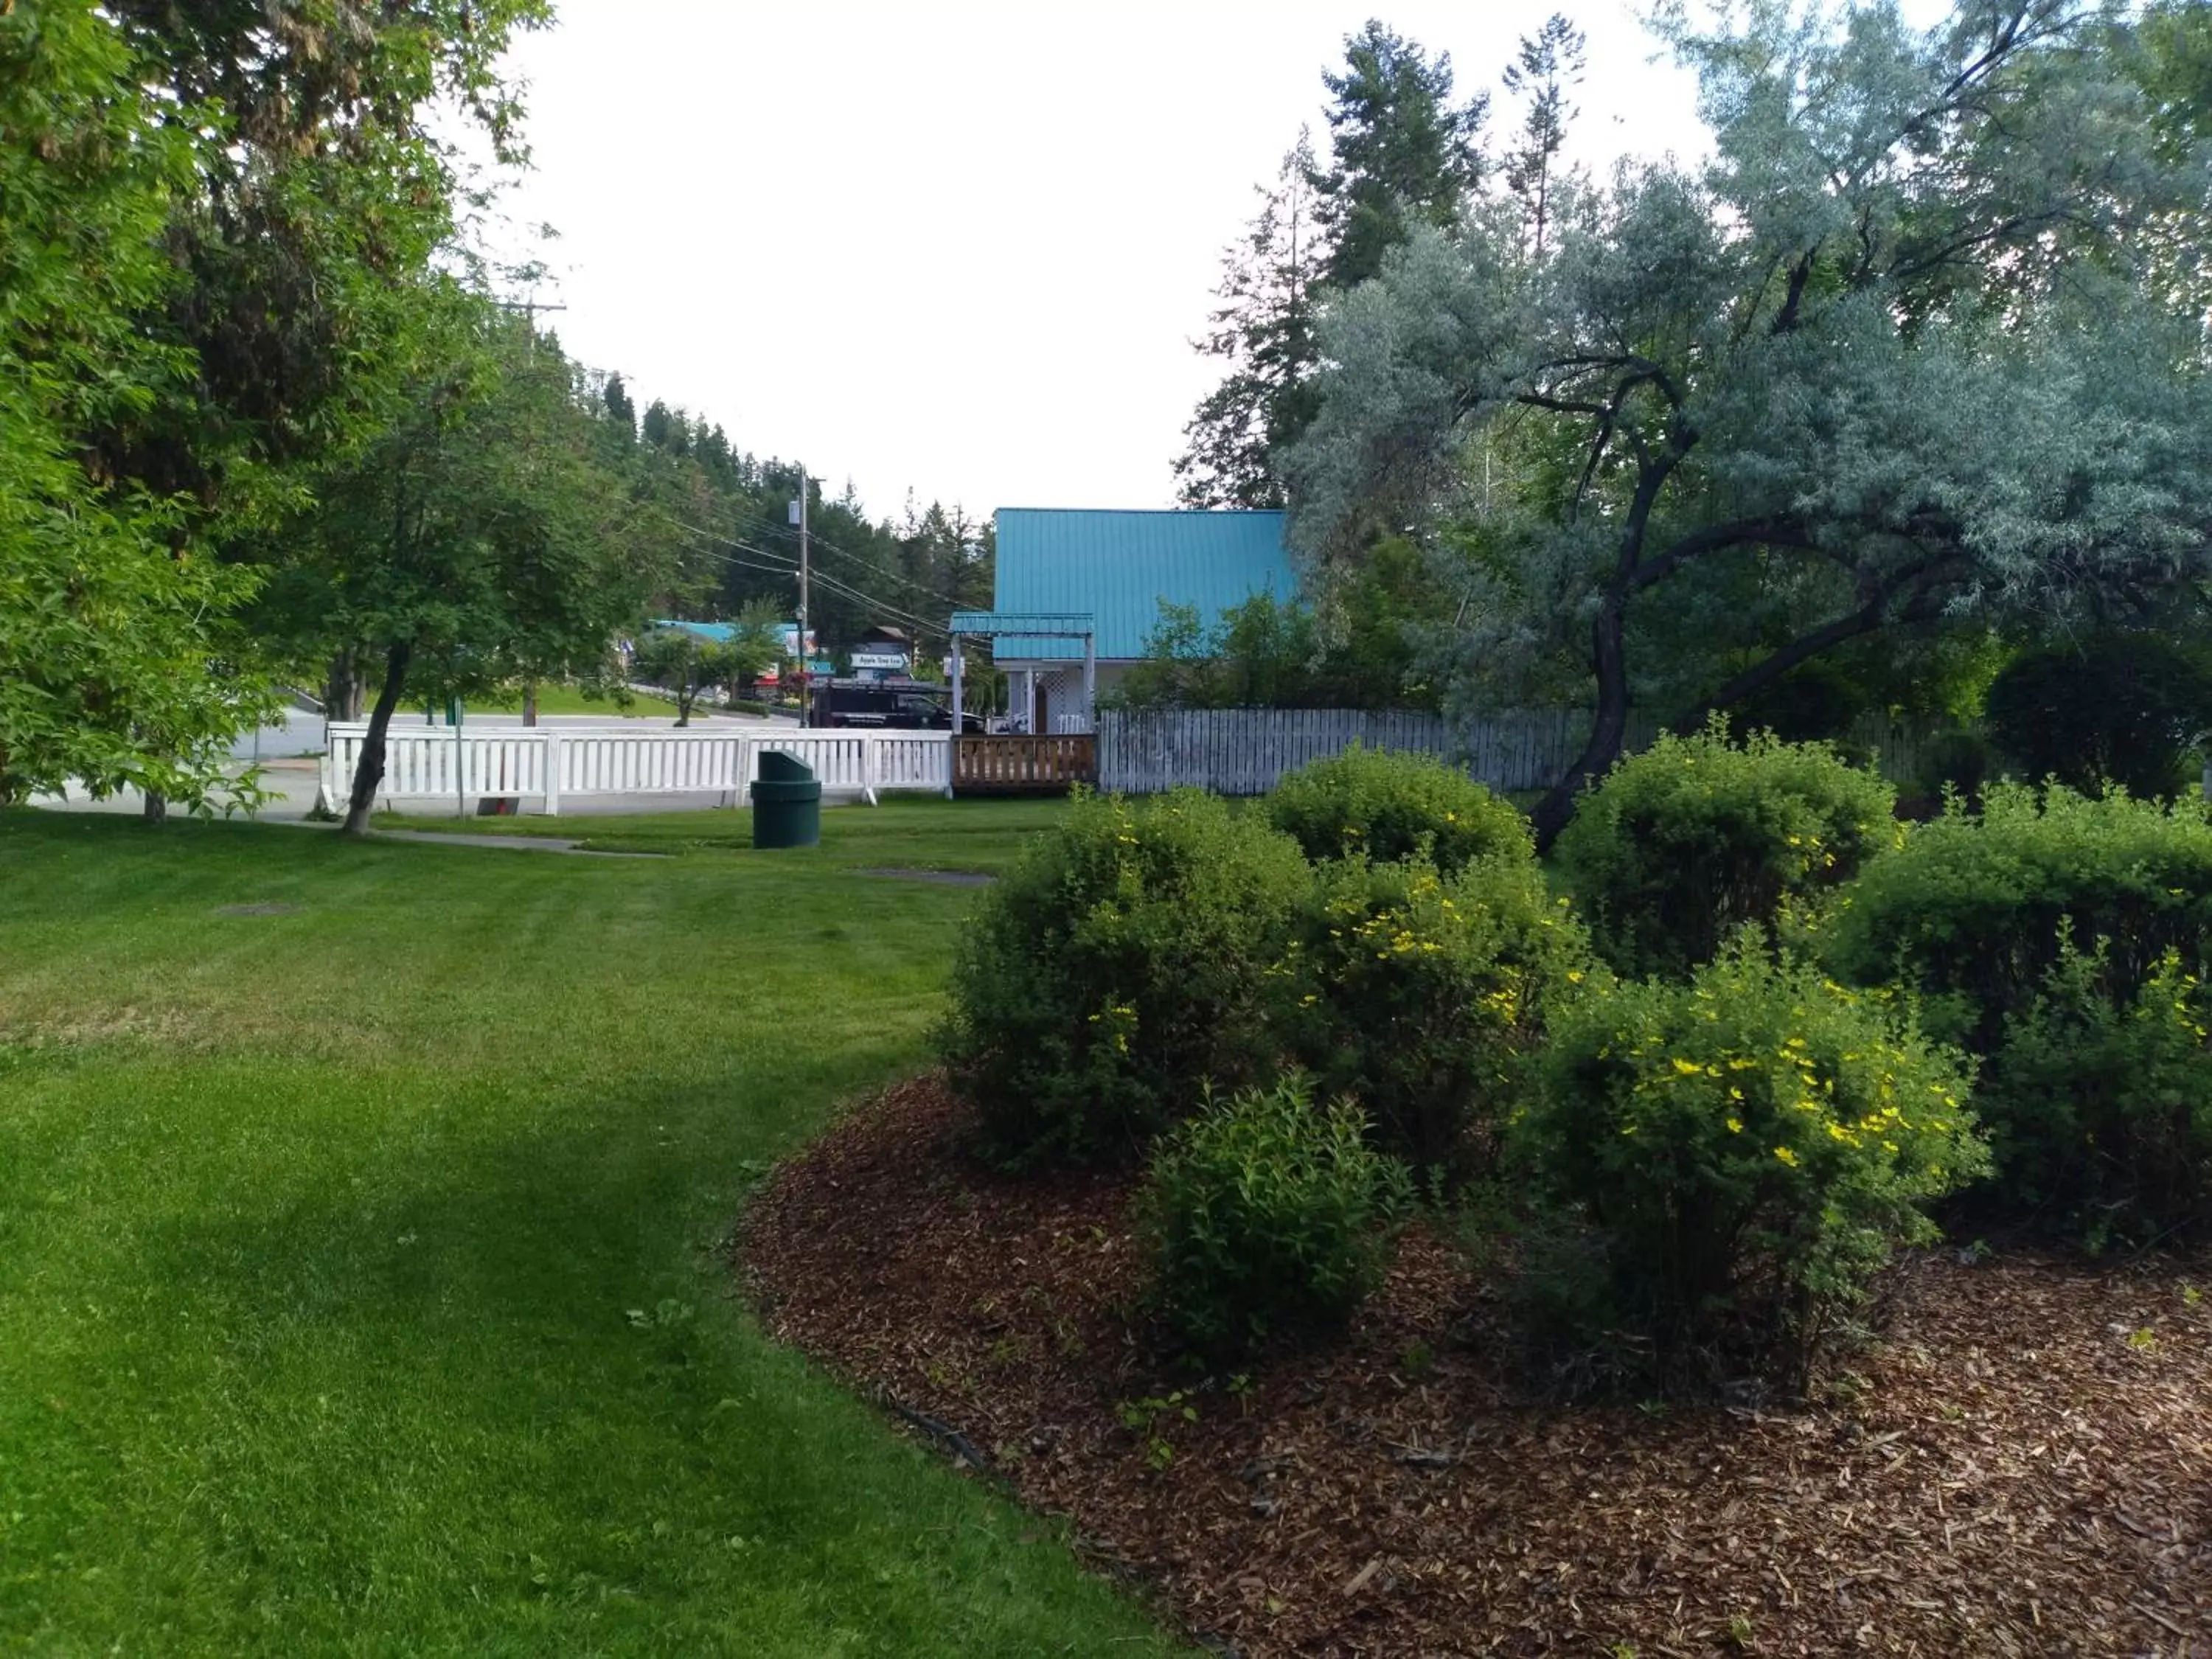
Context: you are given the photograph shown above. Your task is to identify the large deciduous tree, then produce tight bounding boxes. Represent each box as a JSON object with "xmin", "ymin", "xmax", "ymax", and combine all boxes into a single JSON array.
[
  {"xmin": 0, "ymin": 1, "xmax": 267, "ymax": 807},
  {"xmin": 1289, "ymin": 0, "xmax": 2212, "ymax": 847}
]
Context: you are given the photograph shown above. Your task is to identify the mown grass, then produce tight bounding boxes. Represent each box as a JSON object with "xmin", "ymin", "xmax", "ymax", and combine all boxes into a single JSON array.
[
  {"xmin": 0, "ymin": 805, "xmax": 1175, "ymax": 1657},
  {"xmin": 380, "ymin": 797, "xmax": 1073, "ymax": 866}
]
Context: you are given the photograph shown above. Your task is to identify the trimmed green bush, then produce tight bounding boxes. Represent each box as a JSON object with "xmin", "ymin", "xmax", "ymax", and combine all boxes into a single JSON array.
[
  {"xmin": 1267, "ymin": 742, "xmax": 1530, "ymax": 874},
  {"xmin": 1553, "ymin": 720, "xmax": 1896, "ymax": 979},
  {"xmin": 1514, "ymin": 942, "xmax": 1985, "ymax": 1386},
  {"xmin": 1138, "ymin": 1077, "xmax": 1413, "ymax": 1357},
  {"xmin": 936, "ymin": 788, "xmax": 1311, "ymax": 1167},
  {"xmin": 1984, "ymin": 633, "xmax": 2212, "ymax": 801},
  {"xmin": 1826, "ymin": 785, "xmax": 2212, "ymax": 1235},
  {"xmin": 1276, "ymin": 853, "xmax": 1586, "ymax": 1175}
]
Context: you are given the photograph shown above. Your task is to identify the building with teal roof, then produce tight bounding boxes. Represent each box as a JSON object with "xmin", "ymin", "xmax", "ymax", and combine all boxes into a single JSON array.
[{"xmin": 986, "ymin": 508, "xmax": 1297, "ymax": 732}]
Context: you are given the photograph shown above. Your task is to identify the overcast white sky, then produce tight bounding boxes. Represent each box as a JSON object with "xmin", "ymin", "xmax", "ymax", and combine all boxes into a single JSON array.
[{"xmin": 490, "ymin": 1, "xmax": 1712, "ymax": 525}]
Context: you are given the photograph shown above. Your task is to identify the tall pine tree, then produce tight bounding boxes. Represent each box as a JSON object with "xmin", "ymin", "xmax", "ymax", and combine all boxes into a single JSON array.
[
  {"xmin": 1175, "ymin": 24, "xmax": 1487, "ymax": 503},
  {"xmin": 1501, "ymin": 14, "xmax": 1586, "ymax": 258}
]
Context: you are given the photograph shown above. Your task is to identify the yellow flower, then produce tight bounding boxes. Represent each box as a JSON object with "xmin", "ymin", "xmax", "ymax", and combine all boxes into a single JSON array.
[
  {"xmin": 1567, "ymin": 970, "xmax": 1585, "ymax": 984},
  {"xmin": 1773, "ymin": 1146, "xmax": 1799, "ymax": 1167},
  {"xmin": 1726, "ymin": 1116, "xmax": 1743, "ymax": 1134},
  {"xmin": 1670, "ymin": 1057, "xmax": 1703, "ymax": 1076}
]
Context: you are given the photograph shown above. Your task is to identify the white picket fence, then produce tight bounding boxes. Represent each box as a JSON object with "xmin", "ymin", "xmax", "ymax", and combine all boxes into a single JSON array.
[{"xmin": 321, "ymin": 723, "xmax": 951, "ymax": 813}]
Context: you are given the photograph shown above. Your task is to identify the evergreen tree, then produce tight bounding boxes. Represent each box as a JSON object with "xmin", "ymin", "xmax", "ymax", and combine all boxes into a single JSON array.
[
  {"xmin": 1173, "ymin": 133, "xmax": 1323, "ymax": 508},
  {"xmin": 602, "ymin": 373, "xmax": 636, "ymax": 438},
  {"xmin": 1310, "ymin": 20, "xmax": 1488, "ymax": 291},
  {"xmin": 1501, "ymin": 13, "xmax": 1586, "ymax": 258},
  {"xmin": 1176, "ymin": 25, "xmax": 1486, "ymax": 498}
]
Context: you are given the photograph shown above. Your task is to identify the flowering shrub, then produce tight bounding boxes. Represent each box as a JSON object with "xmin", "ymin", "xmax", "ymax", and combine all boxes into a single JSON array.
[
  {"xmin": 1553, "ymin": 719, "xmax": 1896, "ymax": 979},
  {"xmin": 936, "ymin": 788, "xmax": 1311, "ymax": 1166},
  {"xmin": 1276, "ymin": 854, "xmax": 1586, "ymax": 1175},
  {"xmin": 1138, "ymin": 1076, "xmax": 1413, "ymax": 1357},
  {"xmin": 1267, "ymin": 743, "xmax": 1531, "ymax": 874},
  {"xmin": 1514, "ymin": 942, "xmax": 1986, "ymax": 1384}
]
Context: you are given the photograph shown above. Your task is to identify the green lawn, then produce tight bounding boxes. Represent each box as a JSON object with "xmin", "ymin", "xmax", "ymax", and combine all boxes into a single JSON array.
[
  {"xmin": 0, "ymin": 806, "xmax": 1175, "ymax": 1657},
  {"xmin": 380, "ymin": 798, "xmax": 1073, "ymax": 865}
]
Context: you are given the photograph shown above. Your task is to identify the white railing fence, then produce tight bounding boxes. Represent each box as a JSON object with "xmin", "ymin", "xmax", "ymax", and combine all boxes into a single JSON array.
[{"xmin": 321, "ymin": 723, "xmax": 951, "ymax": 814}]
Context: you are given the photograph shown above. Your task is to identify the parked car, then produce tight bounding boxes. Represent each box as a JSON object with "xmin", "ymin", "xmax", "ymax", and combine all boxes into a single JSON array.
[{"xmin": 812, "ymin": 678, "xmax": 983, "ymax": 731}]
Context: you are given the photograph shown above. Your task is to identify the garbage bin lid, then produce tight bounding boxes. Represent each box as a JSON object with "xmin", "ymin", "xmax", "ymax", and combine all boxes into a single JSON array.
[{"xmin": 758, "ymin": 748, "xmax": 815, "ymax": 782}]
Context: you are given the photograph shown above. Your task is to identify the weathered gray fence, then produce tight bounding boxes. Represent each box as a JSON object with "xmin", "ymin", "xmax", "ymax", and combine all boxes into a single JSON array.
[{"xmin": 1097, "ymin": 706, "xmax": 1937, "ymax": 796}]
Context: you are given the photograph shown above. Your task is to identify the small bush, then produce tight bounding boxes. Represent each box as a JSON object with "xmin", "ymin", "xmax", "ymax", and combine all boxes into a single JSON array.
[
  {"xmin": 1984, "ymin": 633, "xmax": 2212, "ymax": 801},
  {"xmin": 1826, "ymin": 785, "xmax": 2212, "ymax": 1235},
  {"xmin": 1914, "ymin": 729, "xmax": 1998, "ymax": 805},
  {"xmin": 1553, "ymin": 719, "xmax": 1897, "ymax": 979},
  {"xmin": 936, "ymin": 789, "xmax": 1311, "ymax": 1166},
  {"xmin": 1514, "ymin": 942, "xmax": 1985, "ymax": 1387},
  {"xmin": 1990, "ymin": 939, "xmax": 2212, "ymax": 1241},
  {"xmin": 1267, "ymin": 743, "xmax": 1530, "ymax": 874},
  {"xmin": 1276, "ymin": 854, "xmax": 1586, "ymax": 1175},
  {"xmin": 1138, "ymin": 1077, "xmax": 1413, "ymax": 1357}
]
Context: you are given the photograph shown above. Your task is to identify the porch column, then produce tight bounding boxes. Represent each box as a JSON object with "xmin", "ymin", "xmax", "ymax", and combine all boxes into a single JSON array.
[
  {"xmin": 947, "ymin": 636, "xmax": 964, "ymax": 798},
  {"xmin": 1082, "ymin": 630, "xmax": 1097, "ymax": 732}
]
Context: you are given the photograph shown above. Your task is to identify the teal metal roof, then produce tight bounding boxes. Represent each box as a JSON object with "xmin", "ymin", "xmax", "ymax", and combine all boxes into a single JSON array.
[{"xmin": 992, "ymin": 509, "xmax": 1296, "ymax": 660}]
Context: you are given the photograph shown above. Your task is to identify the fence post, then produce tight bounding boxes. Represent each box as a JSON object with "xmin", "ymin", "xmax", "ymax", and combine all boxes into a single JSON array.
[{"xmin": 543, "ymin": 730, "xmax": 563, "ymax": 816}]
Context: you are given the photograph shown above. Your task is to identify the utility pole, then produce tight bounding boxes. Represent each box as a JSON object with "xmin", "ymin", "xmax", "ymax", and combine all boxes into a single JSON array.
[
  {"xmin": 491, "ymin": 296, "xmax": 566, "ymax": 358},
  {"xmin": 790, "ymin": 470, "xmax": 811, "ymax": 726}
]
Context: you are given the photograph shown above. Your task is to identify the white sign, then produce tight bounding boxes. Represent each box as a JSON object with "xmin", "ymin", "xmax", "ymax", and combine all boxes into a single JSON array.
[{"xmin": 849, "ymin": 651, "xmax": 909, "ymax": 671}]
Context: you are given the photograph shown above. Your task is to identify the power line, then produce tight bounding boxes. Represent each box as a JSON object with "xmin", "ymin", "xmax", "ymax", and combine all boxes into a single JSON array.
[
  {"xmin": 702, "ymin": 504, "xmax": 978, "ymax": 613},
  {"xmin": 674, "ymin": 522, "xmax": 945, "ymax": 634}
]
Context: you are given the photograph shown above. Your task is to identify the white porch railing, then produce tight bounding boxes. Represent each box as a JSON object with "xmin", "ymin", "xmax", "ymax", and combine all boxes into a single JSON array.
[{"xmin": 321, "ymin": 723, "xmax": 951, "ymax": 814}]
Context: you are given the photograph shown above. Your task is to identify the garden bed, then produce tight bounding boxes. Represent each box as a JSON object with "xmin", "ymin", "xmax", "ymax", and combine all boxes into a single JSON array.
[{"xmin": 742, "ymin": 1075, "xmax": 2212, "ymax": 1658}]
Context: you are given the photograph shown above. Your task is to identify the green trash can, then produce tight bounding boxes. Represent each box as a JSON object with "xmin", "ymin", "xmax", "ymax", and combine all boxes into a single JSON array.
[{"xmin": 751, "ymin": 748, "xmax": 821, "ymax": 848}]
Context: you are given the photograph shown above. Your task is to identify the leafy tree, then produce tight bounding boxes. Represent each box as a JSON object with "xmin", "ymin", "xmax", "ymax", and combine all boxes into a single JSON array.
[
  {"xmin": 1290, "ymin": 0, "xmax": 2212, "ymax": 848},
  {"xmin": 0, "ymin": 1, "xmax": 271, "ymax": 809},
  {"xmin": 632, "ymin": 629, "xmax": 734, "ymax": 726},
  {"xmin": 1500, "ymin": 13, "xmax": 1587, "ymax": 258},
  {"xmin": 1984, "ymin": 633, "xmax": 2212, "ymax": 799},
  {"xmin": 261, "ymin": 304, "xmax": 664, "ymax": 832}
]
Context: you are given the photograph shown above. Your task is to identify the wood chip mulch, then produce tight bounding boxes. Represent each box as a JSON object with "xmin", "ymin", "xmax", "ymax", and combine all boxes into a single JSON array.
[{"xmin": 738, "ymin": 1074, "xmax": 2212, "ymax": 1658}]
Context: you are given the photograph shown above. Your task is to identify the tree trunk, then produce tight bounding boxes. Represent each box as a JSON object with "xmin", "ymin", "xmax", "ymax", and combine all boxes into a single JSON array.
[
  {"xmin": 522, "ymin": 678, "xmax": 538, "ymax": 727},
  {"xmin": 142, "ymin": 790, "xmax": 167, "ymax": 826},
  {"xmin": 1530, "ymin": 589, "xmax": 1633, "ymax": 852},
  {"xmin": 326, "ymin": 650, "xmax": 366, "ymax": 723},
  {"xmin": 342, "ymin": 642, "xmax": 412, "ymax": 836}
]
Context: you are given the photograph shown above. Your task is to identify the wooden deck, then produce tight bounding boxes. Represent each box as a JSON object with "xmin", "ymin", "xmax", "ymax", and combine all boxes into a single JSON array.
[{"xmin": 953, "ymin": 734, "xmax": 1096, "ymax": 795}]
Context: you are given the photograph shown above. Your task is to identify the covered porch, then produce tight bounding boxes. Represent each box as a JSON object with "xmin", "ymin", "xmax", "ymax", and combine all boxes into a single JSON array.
[{"xmin": 949, "ymin": 611, "xmax": 1100, "ymax": 793}]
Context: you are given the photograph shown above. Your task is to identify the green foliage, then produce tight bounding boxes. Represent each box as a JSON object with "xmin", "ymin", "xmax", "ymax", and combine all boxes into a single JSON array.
[
  {"xmin": 1554, "ymin": 722, "xmax": 1897, "ymax": 979},
  {"xmin": 1138, "ymin": 1077, "xmax": 1413, "ymax": 1357},
  {"xmin": 1983, "ymin": 633, "xmax": 2212, "ymax": 800},
  {"xmin": 1274, "ymin": 855, "xmax": 1584, "ymax": 1173},
  {"xmin": 632, "ymin": 628, "xmax": 734, "ymax": 725},
  {"xmin": 1110, "ymin": 578, "xmax": 1440, "ymax": 714},
  {"xmin": 1287, "ymin": 1, "xmax": 2212, "ymax": 847},
  {"xmin": 0, "ymin": 1, "xmax": 270, "ymax": 806},
  {"xmin": 1268, "ymin": 742, "xmax": 1529, "ymax": 873},
  {"xmin": 1515, "ymin": 943, "xmax": 1985, "ymax": 1384},
  {"xmin": 1914, "ymin": 729, "xmax": 1999, "ymax": 804},
  {"xmin": 1826, "ymin": 784, "xmax": 2212, "ymax": 1048},
  {"xmin": 1732, "ymin": 658, "xmax": 1870, "ymax": 748},
  {"xmin": 937, "ymin": 790, "xmax": 1311, "ymax": 1167},
  {"xmin": 1988, "ymin": 939, "xmax": 2212, "ymax": 1240},
  {"xmin": 1826, "ymin": 785, "xmax": 2212, "ymax": 1234}
]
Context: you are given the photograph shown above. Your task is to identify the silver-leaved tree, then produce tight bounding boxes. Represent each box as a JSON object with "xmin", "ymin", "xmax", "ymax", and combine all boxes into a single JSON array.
[{"xmin": 1286, "ymin": 0, "xmax": 2212, "ymax": 846}]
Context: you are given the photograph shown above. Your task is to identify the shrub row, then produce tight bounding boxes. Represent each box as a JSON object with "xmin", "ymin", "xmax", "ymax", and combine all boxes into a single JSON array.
[{"xmin": 937, "ymin": 729, "xmax": 2212, "ymax": 1380}]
